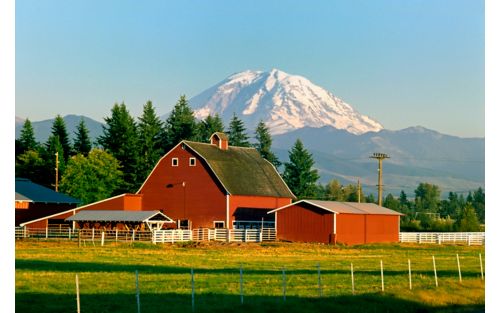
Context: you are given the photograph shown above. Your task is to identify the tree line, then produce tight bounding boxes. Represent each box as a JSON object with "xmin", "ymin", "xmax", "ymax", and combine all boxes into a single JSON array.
[{"xmin": 15, "ymin": 96, "xmax": 484, "ymax": 232}]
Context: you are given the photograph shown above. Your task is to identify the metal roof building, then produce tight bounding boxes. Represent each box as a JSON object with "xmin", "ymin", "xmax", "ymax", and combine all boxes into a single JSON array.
[
  {"xmin": 66, "ymin": 210, "xmax": 174, "ymax": 231},
  {"xmin": 269, "ymin": 200, "xmax": 403, "ymax": 245}
]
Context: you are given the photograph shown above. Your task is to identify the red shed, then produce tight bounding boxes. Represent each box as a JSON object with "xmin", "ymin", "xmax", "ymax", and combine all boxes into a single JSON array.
[{"xmin": 269, "ymin": 200, "xmax": 403, "ymax": 245}]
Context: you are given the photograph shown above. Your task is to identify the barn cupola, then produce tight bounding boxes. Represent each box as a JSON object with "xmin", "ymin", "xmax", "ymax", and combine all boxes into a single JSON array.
[{"xmin": 210, "ymin": 132, "xmax": 229, "ymax": 150}]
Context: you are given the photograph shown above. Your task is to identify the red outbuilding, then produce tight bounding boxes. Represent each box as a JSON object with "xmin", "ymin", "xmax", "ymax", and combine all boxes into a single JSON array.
[{"xmin": 269, "ymin": 200, "xmax": 403, "ymax": 245}]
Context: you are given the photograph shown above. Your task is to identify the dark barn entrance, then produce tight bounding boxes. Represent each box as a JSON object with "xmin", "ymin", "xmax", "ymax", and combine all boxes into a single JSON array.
[{"xmin": 232, "ymin": 207, "xmax": 275, "ymax": 229}]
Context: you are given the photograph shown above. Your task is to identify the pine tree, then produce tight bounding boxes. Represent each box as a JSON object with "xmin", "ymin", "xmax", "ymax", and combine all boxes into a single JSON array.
[
  {"xmin": 254, "ymin": 120, "xmax": 281, "ymax": 168},
  {"xmin": 283, "ymin": 139, "xmax": 319, "ymax": 198},
  {"xmin": 228, "ymin": 113, "xmax": 250, "ymax": 147},
  {"xmin": 137, "ymin": 101, "xmax": 164, "ymax": 181},
  {"xmin": 163, "ymin": 95, "xmax": 198, "ymax": 150},
  {"xmin": 98, "ymin": 103, "xmax": 140, "ymax": 192},
  {"xmin": 73, "ymin": 118, "xmax": 92, "ymax": 156},
  {"xmin": 19, "ymin": 119, "xmax": 38, "ymax": 152},
  {"xmin": 197, "ymin": 114, "xmax": 225, "ymax": 143},
  {"xmin": 51, "ymin": 115, "xmax": 72, "ymax": 160}
]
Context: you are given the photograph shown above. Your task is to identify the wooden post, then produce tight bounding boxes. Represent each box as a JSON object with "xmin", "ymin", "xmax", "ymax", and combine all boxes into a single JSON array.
[
  {"xmin": 135, "ymin": 270, "xmax": 140, "ymax": 313},
  {"xmin": 456, "ymin": 254, "xmax": 462, "ymax": 283},
  {"xmin": 408, "ymin": 259, "xmax": 412, "ymax": 290},
  {"xmin": 92, "ymin": 228, "xmax": 95, "ymax": 243},
  {"xmin": 317, "ymin": 263, "xmax": 322, "ymax": 297},
  {"xmin": 239, "ymin": 265, "xmax": 244, "ymax": 304},
  {"xmin": 351, "ymin": 263, "xmax": 355, "ymax": 295},
  {"xmin": 191, "ymin": 268, "xmax": 195, "ymax": 312},
  {"xmin": 479, "ymin": 253, "xmax": 484, "ymax": 280},
  {"xmin": 282, "ymin": 268, "xmax": 286, "ymax": 302},
  {"xmin": 101, "ymin": 231, "xmax": 105, "ymax": 246},
  {"xmin": 46, "ymin": 227, "xmax": 48, "ymax": 239},
  {"xmin": 115, "ymin": 229, "xmax": 118, "ymax": 242},
  {"xmin": 432, "ymin": 255, "xmax": 438, "ymax": 287},
  {"xmin": 78, "ymin": 230, "xmax": 81, "ymax": 248},
  {"xmin": 132, "ymin": 229, "xmax": 136, "ymax": 242},
  {"xmin": 75, "ymin": 274, "xmax": 80, "ymax": 313},
  {"xmin": 380, "ymin": 260, "xmax": 384, "ymax": 292}
]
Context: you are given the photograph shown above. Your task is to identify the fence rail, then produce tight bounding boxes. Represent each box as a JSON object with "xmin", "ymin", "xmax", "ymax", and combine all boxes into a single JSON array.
[
  {"xmin": 399, "ymin": 232, "xmax": 485, "ymax": 245},
  {"xmin": 153, "ymin": 228, "xmax": 276, "ymax": 244}
]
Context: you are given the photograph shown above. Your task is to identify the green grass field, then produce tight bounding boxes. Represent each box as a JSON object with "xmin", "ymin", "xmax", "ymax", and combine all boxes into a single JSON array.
[{"xmin": 16, "ymin": 240, "xmax": 485, "ymax": 313}]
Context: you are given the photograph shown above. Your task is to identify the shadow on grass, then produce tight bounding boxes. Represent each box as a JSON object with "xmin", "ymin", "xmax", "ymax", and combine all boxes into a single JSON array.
[
  {"xmin": 16, "ymin": 259, "xmax": 482, "ymax": 278},
  {"xmin": 15, "ymin": 292, "xmax": 484, "ymax": 313}
]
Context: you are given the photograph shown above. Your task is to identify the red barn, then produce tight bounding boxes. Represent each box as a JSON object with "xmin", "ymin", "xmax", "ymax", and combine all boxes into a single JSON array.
[
  {"xmin": 269, "ymin": 200, "xmax": 403, "ymax": 245},
  {"xmin": 137, "ymin": 132, "xmax": 295, "ymax": 229},
  {"xmin": 28, "ymin": 132, "xmax": 295, "ymax": 230}
]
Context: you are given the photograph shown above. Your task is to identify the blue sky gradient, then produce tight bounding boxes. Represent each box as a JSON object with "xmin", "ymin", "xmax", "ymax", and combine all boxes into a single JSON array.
[{"xmin": 15, "ymin": 0, "xmax": 484, "ymax": 137}]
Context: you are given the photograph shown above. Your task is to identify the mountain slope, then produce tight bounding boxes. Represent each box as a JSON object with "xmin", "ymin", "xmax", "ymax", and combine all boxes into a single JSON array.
[
  {"xmin": 15, "ymin": 115, "xmax": 104, "ymax": 144},
  {"xmin": 189, "ymin": 69, "xmax": 383, "ymax": 135}
]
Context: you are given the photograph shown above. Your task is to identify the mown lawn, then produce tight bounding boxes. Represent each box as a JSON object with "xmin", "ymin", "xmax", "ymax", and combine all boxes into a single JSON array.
[{"xmin": 15, "ymin": 240, "xmax": 485, "ymax": 313}]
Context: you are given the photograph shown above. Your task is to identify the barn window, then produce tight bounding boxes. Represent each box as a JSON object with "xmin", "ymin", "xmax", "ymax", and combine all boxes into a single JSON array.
[
  {"xmin": 172, "ymin": 158, "xmax": 178, "ymax": 166},
  {"xmin": 214, "ymin": 221, "xmax": 225, "ymax": 229},
  {"xmin": 189, "ymin": 157, "xmax": 196, "ymax": 166},
  {"xmin": 178, "ymin": 219, "xmax": 190, "ymax": 229}
]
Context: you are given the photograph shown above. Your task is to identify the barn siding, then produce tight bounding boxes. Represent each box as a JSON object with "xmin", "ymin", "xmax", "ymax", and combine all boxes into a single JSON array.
[
  {"xmin": 139, "ymin": 144, "xmax": 226, "ymax": 229},
  {"xmin": 365, "ymin": 215, "xmax": 400, "ymax": 243},
  {"xmin": 336, "ymin": 214, "xmax": 367, "ymax": 245},
  {"xmin": 276, "ymin": 204, "xmax": 333, "ymax": 243}
]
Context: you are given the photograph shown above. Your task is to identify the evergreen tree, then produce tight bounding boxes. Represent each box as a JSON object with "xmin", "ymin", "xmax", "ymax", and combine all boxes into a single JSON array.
[
  {"xmin": 254, "ymin": 120, "xmax": 281, "ymax": 168},
  {"xmin": 98, "ymin": 103, "xmax": 140, "ymax": 192},
  {"xmin": 398, "ymin": 190, "xmax": 411, "ymax": 212},
  {"xmin": 73, "ymin": 118, "xmax": 92, "ymax": 156},
  {"xmin": 228, "ymin": 113, "xmax": 250, "ymax": 147},
  {"xmin": 60, "ymin": 149, "xmax": 124, "ymax": 204},
  {"xmin": 19, "ymin": 119, "xmax": 38, "ymax": 152},
  {"xmin": 15, "ymin": 149, "xmax": 46, "ymax": 185},
  {"xmin": 283, "ymin": 139, "xmax": 319, "ymax": 198},
  {"xmin": 51, "ymin": 115, "xmax": 72, "ymax": 160},
  {"xmin": 472, "ymin": 187, "xmax": 485, "ymax": 223},
  {"xmin": 137, "ymin": 101, "xmax": 164, "ymax": 181},
  {"xmin": 383, "ymin": 193, "xmax": 400, "ymax": 211},
  {"xmin": 163, "ymin": 95, "xmax": 197, "ymax": 150},
  {"xmin": 197, "ymin": 114, "xmax": 225, "ymax": 143},
  {"xmin": 365, "ymin": 193, "xmax": 376, "ymax": 203},
  {"xmin": 456, "ymin": 202, "xmax": 481, "ymax": 232}
]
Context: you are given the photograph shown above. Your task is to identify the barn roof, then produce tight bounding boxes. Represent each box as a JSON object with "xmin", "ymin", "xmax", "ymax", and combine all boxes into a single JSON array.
[
  {"xmin": 66, "ymin": 210, "xmax": 174, "ymax": 223},
  {"xmin": 183, "ymin": 141, "xmax": 296, "ymax": 199},
  {"xmin": 15, "ymin": 178, "xmax": 81, "ymax": 204},
  {"xmin": 268, "ymin": 200, "xmax": 404, "ymax": 215}
]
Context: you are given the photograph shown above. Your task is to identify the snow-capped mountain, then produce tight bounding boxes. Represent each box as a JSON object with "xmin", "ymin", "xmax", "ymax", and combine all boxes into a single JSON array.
[{"xmin": 190, "ymin": 69, "xmax": 383, "ymax": 135}]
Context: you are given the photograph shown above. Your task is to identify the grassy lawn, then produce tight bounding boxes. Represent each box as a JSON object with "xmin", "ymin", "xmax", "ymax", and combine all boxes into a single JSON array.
[{"xmin": 15, "ymin": 240, "xmax": 485, "ymax": 313}]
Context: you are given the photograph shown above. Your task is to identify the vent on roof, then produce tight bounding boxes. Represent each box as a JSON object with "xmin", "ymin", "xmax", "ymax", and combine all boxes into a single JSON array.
[{"xmin": 210, "ymin": 132, "xmax": 229, "ymax": 150}]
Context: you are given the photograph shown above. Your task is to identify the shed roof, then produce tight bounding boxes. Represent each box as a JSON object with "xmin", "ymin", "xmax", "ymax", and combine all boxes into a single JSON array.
[
  {"xmin": 66, "ymin": 210, "xmax": 174, "ymax": 223},
  {"xmin": 15, "ymin": 192, "xmax": 32, "ymax": 202},
  {"xmin": 268, "ymin": 200, "xmax": 404, "ymax": 216},
  {"xmin": 183, "ymin": 141, "xmax": 295, "ymax": 199},
  {"xmin": 15, "ymin": 178, "xmax": 81, "ymax": 204}
]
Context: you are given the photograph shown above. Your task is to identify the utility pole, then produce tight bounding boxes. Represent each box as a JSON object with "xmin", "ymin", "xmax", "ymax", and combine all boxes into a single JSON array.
[
  {"xmin": 357, "ymin": 178, "xmax": 361, "ymax": 203},
  {"xmin": 369, "ymin": 153, "xmax": 389, "ymax": 206},
  {"xmin": 55, "ymin": 152, "xmax": 59, "ymax": 192}
]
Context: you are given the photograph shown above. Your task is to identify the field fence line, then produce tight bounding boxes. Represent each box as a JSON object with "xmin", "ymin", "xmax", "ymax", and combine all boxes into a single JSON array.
[{"xmin": 399, "ymin": 232, "xmax": 485, "ymax": 245}]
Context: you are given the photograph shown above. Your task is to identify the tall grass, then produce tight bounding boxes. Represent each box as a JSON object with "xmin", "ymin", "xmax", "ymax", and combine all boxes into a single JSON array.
[{"xmin": 16, "ymin": 241, "xmax": 485, "ymax": 313}]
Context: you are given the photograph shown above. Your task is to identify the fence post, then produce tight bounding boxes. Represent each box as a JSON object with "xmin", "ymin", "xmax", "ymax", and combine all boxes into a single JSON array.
[
  {"xmin": 69, "ymin": 227, "xmax": 72, "ymax": 240},
  {"xmin": 456, "ymin": 254, "xmax": 462, "ymax": 283},
  {"xmin": 75, "ymin": 274, "xmax": 80, "ymax": 313},
  {"xmin": 259, "ymin": 229, "xmax": 263, "ymax": 242},
  {"xmin": 92, "ymin": 228, "xmax": 95, "ymax": 243},
  {"xmin": 132, "ymin": 229, "xmax": 136, "ymax": 242},
  {"xmin": 135, "ymin": 270, "xmax": 141, "ymax": 313},
  {"xmin": 479, "ymin": 253, "xmax": 484, "ymax": 280},
  {"xmin": 408, "ymin": 259, "xmax": 412, "ymax": 290},
  {"xmin": 239, "ymin": 265, "xmax": 244, "ymax": 304},
  {"xmin": 282, "ymin": 268, "xmax": 286, "ymax": 302},
  {"xmin": 432, "ymin": 255, "xmax": 438, "ymax": 287},
  {"xmin": 101, "ymin": 231, "xmax": 105, "ymax": 246},
  {"xmin": 351, "ymin": 263, "xmax": 355, "ymax": 295},
  {"xmin": 152, "ymin": 230, "xmax": 157, "ymax": 244},
  {"xmin": 191, "ymin": 268, "xmax": 195, "ymax": 312},
  {"xmin": 46, "ymin": 227, "xmax": 48, "ymax": 239},
  {"xmin": 467, "ymin": 235, "xmax": 471, "ymax": 246},
  {"xmin": 437, "ymin": 234, "xmax": 441, "ymax": 245},
  {"xmin": 417, "ymin": 233, "xmax": 421, "ymax": 244},
  {"xmin": 380, "ymin": 260, "xmax": 384, "ymax": 292},
  {"xmin": 115, "ymin": 229, "xmax": 118, "ymax": 242},
  {"xmin": 316, "ymin": 263, "xmax": 322, "ymax": 297},
  {"xmin": 244, "ymin": 229, "xmax": 248, "ymax": 242}
]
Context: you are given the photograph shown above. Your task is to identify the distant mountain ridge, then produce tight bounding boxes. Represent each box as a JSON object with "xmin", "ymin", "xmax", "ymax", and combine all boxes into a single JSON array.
[
  {"xmin": 187, "ymin": 69, "xmax": 383, "ymax": 135},
  {"xmin": 15, "ymin": 115, "xmax": 104, "ymax": 144}
]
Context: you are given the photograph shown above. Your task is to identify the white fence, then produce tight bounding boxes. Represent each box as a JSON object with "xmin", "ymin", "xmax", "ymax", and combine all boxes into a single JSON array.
[
  {"xmin": 399, "ymin": 232, "xmax": 485, "ymax": 245},
  {"xmin": 153, "ymin": 228, "xmax": 276, "ymax": 244}
]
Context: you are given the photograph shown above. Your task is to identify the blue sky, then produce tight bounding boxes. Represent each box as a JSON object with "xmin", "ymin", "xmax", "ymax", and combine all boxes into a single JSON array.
[{"xmin": 15, "ymin": 0, "xmax": 484, "ymax": 137}]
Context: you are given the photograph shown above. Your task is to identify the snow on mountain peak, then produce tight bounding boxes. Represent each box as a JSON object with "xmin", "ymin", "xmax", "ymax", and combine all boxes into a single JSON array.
[{"xmin": 190, "ymin": 69, "xmax": 383, "ymax": 135}]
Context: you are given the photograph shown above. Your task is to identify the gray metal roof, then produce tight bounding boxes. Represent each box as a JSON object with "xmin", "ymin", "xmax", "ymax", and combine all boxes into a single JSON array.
[
  {"xmin": 269, "ymin": 200, "xmax": 404, "ymax": 216},
  {"xmin": 66, "ymin": 210, "xmax": 174, "ymax": 222},
  {"xmin": 15, "ymin": 192, "xmax": 32, "ymax": 202},
  {"xmin": 15, "ymin": 178, "xmax": 81, "ymax": 204}
]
